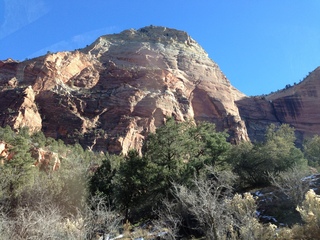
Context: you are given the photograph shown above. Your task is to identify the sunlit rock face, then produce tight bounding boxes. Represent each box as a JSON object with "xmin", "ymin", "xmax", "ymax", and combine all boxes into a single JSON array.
[
  {"xmin": 2, "ymin": 26, "xmax": 320, "ymax": 152},
  {"xmin": 0, "ymin": 82, "xmax": 41, "ymax": 134},
  {"xmin": 0, "ymin": 26, "xmax": 267, "ymax": 153}
]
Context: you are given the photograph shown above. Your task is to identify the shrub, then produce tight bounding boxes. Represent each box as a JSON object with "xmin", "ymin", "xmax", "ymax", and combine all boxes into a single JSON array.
[
  {"xmin": 303, "ymin": 135, "xmax": 320, "ymax": 168},
  {"xmin": 169, "ymin": 170, "xmax": 278, "ymax": 239},
  {"xmin": 228, "ymin": 124, "xmax": 306, "ymax": 187}
]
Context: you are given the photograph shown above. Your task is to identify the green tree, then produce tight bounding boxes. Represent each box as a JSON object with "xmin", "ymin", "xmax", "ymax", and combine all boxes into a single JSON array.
[
  {"xmin": 303, "ymin": 135, "xmax": 320, "ymax": 168},
  {"xmin": 89, "ymin": 118, "xmax": 231, "ymax": 221},
  {"xmin": 113, "ymin": 150, "xmax": 150, "ymax": 220},
  {"xmin": 228, "ymin": 124, "xmax": 306, "ymax": 186},
  {"xmin": 89, "ymin": 155, "xmax": 119, "ymax": 206},
  {"xmin": 31, "ymin": 131, "xmax": 47, "ymax": 148},
  {"xmin": 143, "ymin": 118, "xmax": 230, "ymax": 191},
  {"xmin": 143, "ymin": 118, "xmax": 188, "ymax": 176},
  {"xmin": 141, "ymin": 118, "xmax": 191, "ymax": 208},
  {"xmin": 0, "ymin": 125, "xmax": 15, "ymax": 143},
  {"xmin": 169, "ymin": 170, "xmax": 277, "ymax": 240},
  {"xmin": 0, "ymin": 132, "xmax": 36, "ymax": 213},
  {"xmin": 186, "ymin": 122, "xmax": 230, "ymax": 176},
  {"xmin": 136, "ymin": 118, "xmax": 231, "ymax": 221}
]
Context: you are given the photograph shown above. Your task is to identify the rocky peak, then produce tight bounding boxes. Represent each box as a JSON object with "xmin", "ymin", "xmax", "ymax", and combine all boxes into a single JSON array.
[
  {"xmin": 3, "ymin": 26, "xmax": 320, "ymax": 152},
  {"xmin": 0, "ymin": 27, "xmax": 253, "ymax": 153},
  {"xmin": 127, "ymin": 26, "xmax": 194, "ymax": 45},
  {"xmin": 92, "ymin": 26, "xmax": 196, "ymax": 48}
]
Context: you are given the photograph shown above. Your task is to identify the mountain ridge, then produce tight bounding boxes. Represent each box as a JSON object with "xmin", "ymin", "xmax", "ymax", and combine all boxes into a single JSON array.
[{"xmin": 0, "ymin": 26, "xmax": 319, "ymax": 152}]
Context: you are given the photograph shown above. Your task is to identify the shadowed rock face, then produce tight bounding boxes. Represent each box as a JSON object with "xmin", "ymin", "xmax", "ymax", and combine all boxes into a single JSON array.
[
  {"xmin": 267, "ymin": 67, "xmax": 320, "ymax": 139},
  {"xmin": 1, "ymin": 26, "xmax": 320, "ymax": 152},
  {"xmin": 236, "ymin": 67, "xmax": 320, "ymax": 144}
]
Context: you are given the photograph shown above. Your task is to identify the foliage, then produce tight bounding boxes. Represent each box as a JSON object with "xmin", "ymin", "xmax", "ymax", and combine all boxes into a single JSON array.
[
  {"xmin": 0, "ymin": 125, "xmax": 124, "ymax": 239},
  {"xmin": 186, "ymin": 121, "xmax": 231, "ymax": 175},
  {"xmin": 142, "ymin": 118, "xmax": 230, "ymax": 202},
  {"xmin": 142, "ymin": 118, "xmax": 190, "ymax": 185},
  {"xmin": 89, "ymin": 154, "xmax": 120, "ymax": 206},
  {"xmin": 30, "ymin": 131, "xmax": 47, "ymax": 148},
  {"xmin": 1, "ymin": 120, "xmax": 320, "ymax": 239},
  {"xmin": 228, "ymin": 124, "xmax": 306, "ymax": 186},
  {"xmin": 171, "ymin": 170, "xmax": 236, "ymax": 239},
  {"xmin": 169, "ymin": 170, "xmax": 278, "ymax": 239},
  {"xmin": 296, "ymin": 189, "xmax": 320, "ymax": 226},
  {"xmin": 226, "ymin": 193, "xmax": 277, "ymax": 240},
  {"xmin": 152, "ymin": 199, "xmax": 182, "ymax": 240},
  {"xmin": 283, "ymin": 190, "xmax": 320, "ymax": 239},
  {"xmin": 0, "ymin": 125, "xmax": 16, "ymax": 143},
  {"xmin": 270, "ymin": 166, "xmax": 310, "ymax": 207},
  {"xmin": 83, "ymin": 195, "xmax": 123, "ymax": 240},
  {"xmin": 303, "ymin": 135, "xmax": 320, "ymax": 168},
  {"xmin": 0, "ymin": 130, "xmax": 37, "ymax": 214},
  {"xmin": 89, "ymin": 118, "xmax": 231, "ymax": 222},
  {"xmin": 113, "ymin": 150, "xmax": 150, "ymax": 220}
]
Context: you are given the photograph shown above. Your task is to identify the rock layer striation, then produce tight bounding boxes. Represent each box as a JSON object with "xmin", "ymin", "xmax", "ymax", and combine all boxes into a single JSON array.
[
  {"xmin": 1, "ymin": 26, "xmax": 320, "ymax": 152},
  {"xmin": 236, "ymin": 67, "xmax": 320, "ymax": 144}
]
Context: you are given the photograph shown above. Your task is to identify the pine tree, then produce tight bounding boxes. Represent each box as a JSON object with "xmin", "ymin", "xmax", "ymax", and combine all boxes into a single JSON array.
[
  {"xmin": 113, "ymin": 150, "xmax": 150, "ymax": 220},
  {"xmin": 228, "ymin": 124, "xmax": 306, "ymax": 186},
  {"xmin": 0, "ymin": 132, "xmax": 36, "ymax": 213}
]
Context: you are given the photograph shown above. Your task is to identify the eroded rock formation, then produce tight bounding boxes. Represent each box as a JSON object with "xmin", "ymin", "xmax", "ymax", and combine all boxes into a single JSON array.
[
  {"xmin": 0, "ymin": 26, "xmax": 249, "ymax": 153},
  {"xmin": 1, "ymin": 26, "xmax": 320, "ymax": 152},
  {"xmin": 0, "ymin": 140, "xmax": 60, "ymax": 172}
]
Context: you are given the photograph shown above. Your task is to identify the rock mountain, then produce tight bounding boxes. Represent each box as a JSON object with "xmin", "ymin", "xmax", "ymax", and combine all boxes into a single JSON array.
[{"xmin": 0, "ymin": 26, "xmax": 318, "ymax": 153}]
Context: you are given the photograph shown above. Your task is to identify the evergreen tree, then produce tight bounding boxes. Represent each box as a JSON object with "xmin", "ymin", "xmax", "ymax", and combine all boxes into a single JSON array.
[
  {"xmin": 113, "ymin": 150, "xmax": 150, "ymax": 220},
  {"xmin": 142, "ymin": 118, "xmax": 231, "ymax": 208},
  {"xmin": 228, "ymin": 124, "xmax": 306, "ymax": 186},
  {"xmin": 90, "ymin": 118, "xmax": 231, "ymax": 220},
  {"xmin": 303, "ymin": 135, "xmax": 320, "ymax": 168},
  {"xmin": 0, "ymin": 125, "xmax": 15, "ymax": 143},
  {"xmin": 0, "ymin": 131, "xmax": 36, "ymax": 213},
  {"xmin": 186, "ymin": 122, "xmax": 230, "ymax": 176},
  {"xmin": 89, "ymin": 155, "xmax": 119, "ymax": 206},
  {"xmin": 31, "ymin": 131, "xmax": 47, "ymax": 148},
  {"xmin": 142, "ymin": 118, "xmax": 191, "ymax": 203}
]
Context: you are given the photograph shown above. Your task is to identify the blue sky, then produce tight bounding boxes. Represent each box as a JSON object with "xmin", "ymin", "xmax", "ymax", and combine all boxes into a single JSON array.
[{"xmin": 1, "ymin": 0, "xmax": 320, "ymax": 96}]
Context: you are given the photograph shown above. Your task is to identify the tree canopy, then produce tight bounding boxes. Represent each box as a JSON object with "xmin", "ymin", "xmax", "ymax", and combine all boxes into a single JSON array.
[{"xmin": 227, "ymin": 124, "xmax": 307, "ymax": 186}]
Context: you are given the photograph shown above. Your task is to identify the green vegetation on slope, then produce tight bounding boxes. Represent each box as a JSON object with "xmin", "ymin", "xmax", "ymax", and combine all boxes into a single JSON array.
[{"xmin": 0, "ymin": 120, "xmax": 319, "ymax": 239}]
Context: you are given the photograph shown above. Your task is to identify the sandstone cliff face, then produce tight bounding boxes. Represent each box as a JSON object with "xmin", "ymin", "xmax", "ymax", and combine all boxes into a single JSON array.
[
  {"xmin": 2, "ymin": 26, "xmax": 320, "ymax": 152},
  {"xmin": 236, "ymin": 67, "xmax": 320, "ymax": 144},
  {"xmin": 267, "ymin": 67, "xmax": 320, "ymax": 139},
  {"xmin": 0, "ymin": 78, "xmax": 41, "ymax": 134},
  {"xmin": 0, "ymin": 26, "xmax": 249, "ymax": 153}
]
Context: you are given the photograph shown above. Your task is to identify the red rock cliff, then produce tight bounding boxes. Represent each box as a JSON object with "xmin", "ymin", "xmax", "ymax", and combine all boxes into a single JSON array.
[
  {"xmin": 2, "ymin": 26, "xmax": 320, "ymax": 151},
  {"xmin": 0, "ymin": 26, "xmax": 263, "ymax": 153},
  {"xmin": 236, "ymin": 67, "xmax": 320, "ymax": 144}
]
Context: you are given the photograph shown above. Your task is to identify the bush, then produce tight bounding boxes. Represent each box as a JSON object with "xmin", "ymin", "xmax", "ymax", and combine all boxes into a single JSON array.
[
  {"xmin": 228, "ymin": 124, "xmax": 306, "ymax": 187},
  {"xmin": 280, "ymin": 190, "xmax": 320, "ymax": 239},
  {"xmin": 303, "ymin": 135, "xmax": 320, "ymax": 168},
  {"xmin": 165, "ymin": 169, "xmax": 278, "ymax": 239}
]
